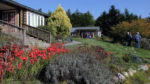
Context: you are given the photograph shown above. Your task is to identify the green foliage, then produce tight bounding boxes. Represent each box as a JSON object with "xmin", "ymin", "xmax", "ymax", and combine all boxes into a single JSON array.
[
  {"xmin": 95, "ymin": 5, "xmax": 139, "ymax": 37},
  {"xmin": 112, "ymin": 19, "xmax": 150, "ymax": 42},
  {"xmin": 67, "ymin": 10, "xmax": 95, "ymax": 27},
  {"xmin": 102, "ymin": 35, "xmax": 114, "ymax": 42},
  {"xmin": 141, "ymin": 38, "xmax": 150, "ymax": 50},
  {"xmin": 73, "ymin": 38, "xmax": 150, "ymax": 58},
  {"xmin": 38, "ymin": 26, "xmax": 51, "ymax": 32},
  {"xmin": 122, "ymin": 54, "xmax": 143, "ymax": 64},
  {"xmin": 48, "ymin": 5, "xmax": 72, "ymax": 39}
]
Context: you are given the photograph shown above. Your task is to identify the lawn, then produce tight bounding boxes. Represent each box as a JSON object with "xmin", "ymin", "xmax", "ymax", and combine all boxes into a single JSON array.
[{"xmin": 73, "ymin": 38, "xmax": 150, "ymax": 58}]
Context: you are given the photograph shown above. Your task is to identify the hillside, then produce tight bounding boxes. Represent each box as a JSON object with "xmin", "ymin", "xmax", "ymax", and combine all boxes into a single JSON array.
[{"xmin": 73, "ymin": 38, "xmax": 150, "ymax": 58}]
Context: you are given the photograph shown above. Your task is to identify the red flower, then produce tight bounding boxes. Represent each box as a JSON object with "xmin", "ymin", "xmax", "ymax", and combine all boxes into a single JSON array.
[
  {"xmin": 11, "ymin": 57, "xmax": 15, "ymax": 60},
  {"xmin": 53, "ymin": 52, "xmax": 56, "ymax": 56},
  {"xmin": 22, "ymin": 57, "xmax": 28, "ymax": 61},
  {"xmin": 62, "ymin": 43, "xmax": 64, "ymax": 46},
  {"xmin": 18, "ymin": 63, "xmax": 22, "ymax": 70}
]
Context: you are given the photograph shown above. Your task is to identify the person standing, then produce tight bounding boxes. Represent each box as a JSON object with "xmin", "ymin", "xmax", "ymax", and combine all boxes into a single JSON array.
[
  {"xmin": 135, "ymin": 32, "xmax": 141, "ymax": 48},
  {"xmin": 126, "ymin": 32, "xmax": 132, "ymax": 46}
]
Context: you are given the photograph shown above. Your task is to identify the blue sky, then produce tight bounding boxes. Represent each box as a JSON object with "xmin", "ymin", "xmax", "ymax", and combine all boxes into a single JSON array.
[{"xmin": 15, "ymin": 0, "xmax": 150, "ymax": 19}]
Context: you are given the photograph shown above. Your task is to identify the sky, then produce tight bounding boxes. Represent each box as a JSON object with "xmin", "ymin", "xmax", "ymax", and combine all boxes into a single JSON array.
[{"xmin": 15, "ymin": 0, "xmax": 150, "ymax": 19}]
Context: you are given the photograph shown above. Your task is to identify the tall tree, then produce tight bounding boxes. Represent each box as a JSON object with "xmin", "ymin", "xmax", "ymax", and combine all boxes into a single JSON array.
[
  {"xmin": 66, "ymin": 9, "xmax": 71, "ymax": 18},
  {"xmin": 95, "ymin": 5, "xmax": 121, "ymax": 36},
  {"xmin": 48, "ymin": 5, "xmax": 72, "ymax": 39},
  {"xmin": 68, "ymin": 10, "xmax": 95, "ymax": 27},
  {"xmin": 95, "ymin": 5, "xmax": 139, "ymax": 36}
]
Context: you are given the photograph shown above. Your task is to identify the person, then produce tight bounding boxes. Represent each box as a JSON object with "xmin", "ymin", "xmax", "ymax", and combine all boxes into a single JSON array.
[
  {"xmin": 134, "ymin": 32, "xmax": 141, "ymax": 48},
  {"xmin": 126, "ymin": 32, "xmax": 132, "ymax": 46}
]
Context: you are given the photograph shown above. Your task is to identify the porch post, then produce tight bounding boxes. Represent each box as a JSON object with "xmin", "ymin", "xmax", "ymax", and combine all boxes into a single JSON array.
[
  {"xmin": 19, "ymin": 10, "xmax": 23, "ymax": 28},
  {"xmin": 22, "ymin": 29, "xmax": 26, "ymax": 45}
]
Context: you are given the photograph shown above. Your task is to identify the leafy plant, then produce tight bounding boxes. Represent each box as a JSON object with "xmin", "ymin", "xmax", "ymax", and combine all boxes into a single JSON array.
[
  {"xmin": 48, "ymin": 5, "xmax": 72, "ymax": 39},
  {"xmin": 40, "ymin": 45, "xmax": 114, "ymax": 84},
  {"xmin": 0, "ymin": 43, "xmax": 67, "ymax": 84},
  {"xmin": 141, "ymin": 38, "xmax": 150, "ymax": 50}
]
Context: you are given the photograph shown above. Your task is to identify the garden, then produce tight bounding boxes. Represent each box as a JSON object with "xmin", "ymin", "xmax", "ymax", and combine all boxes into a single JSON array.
[
  {"xmin": 1, "ymin": 32, "xmax": 150, "ymax": 84},
  {"xmin": 0, "ymin": 4, "xmax": 150, "ymax": 84}
]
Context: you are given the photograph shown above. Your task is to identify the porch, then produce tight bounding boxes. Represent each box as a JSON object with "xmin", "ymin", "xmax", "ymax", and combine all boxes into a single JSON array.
[{"xmin": 0, "ymin": 1, "xmax": 24, "ymax": 27}]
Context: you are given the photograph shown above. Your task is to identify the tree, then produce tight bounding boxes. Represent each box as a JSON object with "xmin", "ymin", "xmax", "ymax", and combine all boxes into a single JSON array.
[
  {"xmin": 67, "ymin": 10, "xmax": 95, "ymax": 27},
  {"xmin": 95, "ymin": 5, "xmax": 139, "ymax": 37},
  {"xmin": 112, "ymin": 19, "xmax": 150, "ymax": 43},
  {"xmin": 48, "ymin": 5, "xmax": 72, "ymax": 39},
  {"xmin": 66, "ymin": 9, "xmax": 71, "ymax": 18},
  {"xmin": 48, "ymin": 10, "xmax": 52, "ymax": 17},
  {"xmin": 95, "ymin": 5, "xmax": 121, "ymax": 36}
]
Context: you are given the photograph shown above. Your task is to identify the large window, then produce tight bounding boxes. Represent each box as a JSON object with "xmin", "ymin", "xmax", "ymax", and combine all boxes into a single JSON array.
[{"xmin": 27, "ymin": 11, "xmax": 45, "ymax": 27}]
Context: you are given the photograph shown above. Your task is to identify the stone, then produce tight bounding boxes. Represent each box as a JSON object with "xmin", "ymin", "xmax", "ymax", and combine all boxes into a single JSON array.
[
  {"xmin": 122, "ymin": 72, "xmax": 129, "ymax": 77},
  {"xmin": 117, "ymin": 73, "xmax": 126, "ymax": 81},
  {"xmin": 128, "ymin": 68, "xmax": 137, "ymax": 76},
  {"xmin": 112, "ymin": 76, "xmax": 119, "ymax": 83},
  {"xmin": 138, "ymin": 65, "xmax": 149, "ymax": 71}
]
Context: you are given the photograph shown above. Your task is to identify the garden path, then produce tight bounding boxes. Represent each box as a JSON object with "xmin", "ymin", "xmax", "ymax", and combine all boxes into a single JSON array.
[{"xmin": 64, "ymin": 41, "xmax": 81, "ymax": 46}]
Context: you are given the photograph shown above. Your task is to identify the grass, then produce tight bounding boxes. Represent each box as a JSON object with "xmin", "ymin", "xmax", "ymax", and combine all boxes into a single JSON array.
[{"xmin": 73, "ymin": 38, "xmax": 150, "ymax": 58}]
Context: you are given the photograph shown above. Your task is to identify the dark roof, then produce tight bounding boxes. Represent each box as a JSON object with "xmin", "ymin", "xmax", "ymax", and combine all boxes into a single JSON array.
[{"xmin": 1, "ymin": 0, "xmax": 49, "ymax": 17}]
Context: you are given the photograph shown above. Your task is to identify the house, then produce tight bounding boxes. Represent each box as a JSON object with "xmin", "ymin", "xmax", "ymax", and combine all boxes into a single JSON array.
[
  {"xmin": 0, "ymin": 0, "xmax": 51, "ymax": 47},
  {"xmin": 0, "ymin": 0, "xmax": 49, "ymax": 29},
  {"xmin": 71, "ymin": 27, "xmax": 101, "ymax": 38}
]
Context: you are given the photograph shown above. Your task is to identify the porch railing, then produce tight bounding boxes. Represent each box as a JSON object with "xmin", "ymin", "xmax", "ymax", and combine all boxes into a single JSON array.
[
  {"xmin": 0, "ymin": 20, "xmax": 26, "ymax": 44},
  {"xmin": 25, "ymin": 25, "xmax": 51, "ymax": 43}
]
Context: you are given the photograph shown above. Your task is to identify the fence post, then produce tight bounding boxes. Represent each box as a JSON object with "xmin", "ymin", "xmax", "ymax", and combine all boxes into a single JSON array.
[
  {"xmin": 22, "ymin": 29, "xmax": 26, "ymax": 45},
  {"xmin": 49, "ymin": 32, "xmax": 51, "ymax": 46}
]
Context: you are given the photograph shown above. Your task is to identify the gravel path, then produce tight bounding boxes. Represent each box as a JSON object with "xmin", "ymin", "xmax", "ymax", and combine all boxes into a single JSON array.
[{"xmin": 64, "ymin": 41, "xmax": 81, "ymax": 46}]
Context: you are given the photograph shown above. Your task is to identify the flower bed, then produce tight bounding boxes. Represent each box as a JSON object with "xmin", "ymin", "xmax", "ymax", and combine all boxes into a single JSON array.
[{"xmin": 0, "ymin": 42, "xmax": 67, "ymax": 84}]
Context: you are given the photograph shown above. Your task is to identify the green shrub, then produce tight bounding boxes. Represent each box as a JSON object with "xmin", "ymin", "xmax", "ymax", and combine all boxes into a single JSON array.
[
  {"xmin": 141, "ymin": 38, "xmax": 150, "ymax": 50},
  {"xmin": 102, "ymin": 35, "xmax": 113, "ymax": 42},
  {"xmin": 38, "ymin": 26, "xmax": 52, "ymax": 32},
  {"xmin": 39, "ymin": 46, "xmax": 113, "ymax": 84},
  {"xmin": 122, "ymin": 54, "xmax": 143, "ymax": 64}
]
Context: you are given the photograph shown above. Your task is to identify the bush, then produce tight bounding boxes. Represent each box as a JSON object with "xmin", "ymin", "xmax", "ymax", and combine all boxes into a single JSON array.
[
  {"xmin": 0, "ymin": 42, "xmax": 67, "ymax": 84},
  {"xmin": 48, "ymin": 5, "xmax": 72, "ymax": 39},
  {"xmin": 38, "ymin": 26, "xmax": 52, "ymax": 32},
  {"xmin": 141, "ymin": 38, "xmax": 150, "ymax": 50},
  {"xmin": 40, "ymin": 46, "xmax": 114, "ymax": 84},
  {"xmin": 112, "ymin": 19, "xmax": 150, "ymax": 42},
  {"xmin": 122, "ymin": 54, "xmax": 143, "ymax": 64}
]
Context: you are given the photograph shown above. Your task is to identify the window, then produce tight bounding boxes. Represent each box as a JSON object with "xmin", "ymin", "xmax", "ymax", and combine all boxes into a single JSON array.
[
  {"xmin": 27, "ymin": 11, "xmax": 45, "ymax": 27},
  {"xmin": 28, "ymin": 12, "xmax": 30, "ymax": 25},
  {"xmin": 41, "ymin": 17, "xmax": 43, "ymax": 26}
]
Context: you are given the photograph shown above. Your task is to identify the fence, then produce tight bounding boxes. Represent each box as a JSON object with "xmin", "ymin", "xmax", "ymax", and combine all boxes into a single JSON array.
[
  {"xmin": 0, "ymin": 20, "xmax": 26, "ymax": 44},
  {"xmin": 25, "ymin": 25, "xmax": 51, "ymax": 43}
]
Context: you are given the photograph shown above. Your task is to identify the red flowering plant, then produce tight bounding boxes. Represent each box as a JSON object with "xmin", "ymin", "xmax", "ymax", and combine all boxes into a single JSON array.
[{"xmin": 0, "ymin": 42, "xmax": 68, "ymax": 84}]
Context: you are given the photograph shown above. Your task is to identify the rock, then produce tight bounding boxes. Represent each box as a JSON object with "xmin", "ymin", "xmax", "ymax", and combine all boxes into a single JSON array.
[
  {"xmin": 128, "ymin": 68, "xmax": 137, "ymax": 76},
  {"xmin": 112, "ymin": 76, "xmax": 119, "ymax": 83},
  {"xmin": 122, "ymin": 72, "xmax": 129, "ymax": 77},
  {"xmin": 138, "ymin": 65, "xmax": 149, "ymax": 71},
  {"xmin": 117, "ymin": 73, "xmax": 126, "ymax": 81}
]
